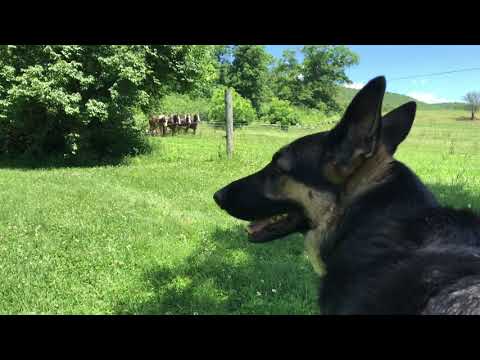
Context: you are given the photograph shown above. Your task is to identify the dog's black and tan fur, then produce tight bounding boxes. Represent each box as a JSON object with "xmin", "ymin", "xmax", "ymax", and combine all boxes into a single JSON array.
[{"xmin": 214, "ymin": 76, "xmax": 480, "ymax": 315}]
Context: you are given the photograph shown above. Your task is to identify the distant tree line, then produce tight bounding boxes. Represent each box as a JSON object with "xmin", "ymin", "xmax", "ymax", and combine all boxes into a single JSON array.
[
  {"xmin": 215, "ymin": 45, "xmax": 359, "ymax": 115},
  {"xmin": 0, "ymin": 45, "xmax": 359, "ymax": 164}
]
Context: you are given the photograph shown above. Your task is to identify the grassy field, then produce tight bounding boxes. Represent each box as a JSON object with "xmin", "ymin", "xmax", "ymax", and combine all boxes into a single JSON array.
[{"xmin": 1, "ymin": 109, "xmax": 480, "ymax": 315}]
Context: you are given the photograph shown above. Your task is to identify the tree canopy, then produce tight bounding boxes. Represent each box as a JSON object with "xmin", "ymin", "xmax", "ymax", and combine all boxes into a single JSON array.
[
  {"xmin": 0, "ymin": 45, "xmax": 216, "ymax": 162},
  {"xmin": 271, "ymin": 46, "xmax": 359, "ymax": 113},
  {"xmin": 227, "ymin": 45, "xmax": 273, "ymax": 113}
]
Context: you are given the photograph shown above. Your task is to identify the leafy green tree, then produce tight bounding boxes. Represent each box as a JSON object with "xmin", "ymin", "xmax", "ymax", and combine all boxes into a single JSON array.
[
  {"xmin": 300, "ymin": 45, "xmax": 359, "ymax": 112},
  {"xmin": 213, "ymin": 45, "xmax": 234, "ymax": 87},
  {"xmin": 207, "ymin": 86, "xmax": 257, "ymax": 125},
  {"xmin": 0, "ymin": 45, "xmax": 214, "ymax": 162},
  {"xmin": 271, "ymin": 49, "xmax": 303, "ymax": 107},
  {"xmin": 262, "ymin": 97, "xmax": 298, "ymax": 129},
  {"xmin": 270, "ymin": 46, "xmax": 359, "ymax": 113},
  {"xmin": 228, "ymin": 45, "xmax": 273, "ymax": 113}
]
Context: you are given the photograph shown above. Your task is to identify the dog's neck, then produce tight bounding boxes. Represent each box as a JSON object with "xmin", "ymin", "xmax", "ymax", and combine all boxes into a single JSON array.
[
  {"xmin": 305, "ymin": 148, "xmax": 395, "ymax": 276},
  {"xmin": 304, "ymin": 207, "xmax": 343, "ymax": 276}
]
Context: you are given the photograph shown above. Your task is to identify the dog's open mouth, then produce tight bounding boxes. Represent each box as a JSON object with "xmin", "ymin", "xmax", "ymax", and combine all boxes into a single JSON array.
[{"xmin": 246, "ymin": 212, "xmax": 308, "ymax": 243}]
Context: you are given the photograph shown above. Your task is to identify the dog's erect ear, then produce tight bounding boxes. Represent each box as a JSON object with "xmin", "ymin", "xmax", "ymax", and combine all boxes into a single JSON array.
[
  {"xmin": 381, "ymin": 101, "xmax": 416, "ymax": 155},
  {"xmin": 340, "ymin": 76, "xmax": 386, "ymax": 154},
  {"xmin": 328, "ymin": 76, "xmax": 386, "ymax": 180}
]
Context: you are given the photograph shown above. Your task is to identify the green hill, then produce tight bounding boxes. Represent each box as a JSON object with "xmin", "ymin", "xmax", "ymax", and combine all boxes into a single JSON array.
[{"xmin": 336, "ymin": 86, "xmax": 467, "ymax": 112}]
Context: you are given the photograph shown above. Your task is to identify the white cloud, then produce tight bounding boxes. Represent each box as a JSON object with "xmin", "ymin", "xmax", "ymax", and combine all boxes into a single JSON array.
[
  {"xmin": 406, "ymin": 91, "xmax": 452, "ymax": 104},
  {"xmin": 344, "ymin": 82, "xmax": 365, "ymax": 90}
]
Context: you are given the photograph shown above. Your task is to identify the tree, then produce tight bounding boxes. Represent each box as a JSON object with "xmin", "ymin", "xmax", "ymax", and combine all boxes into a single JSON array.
[
  {"xmin": 463, "ymin": 91, "xmax": 480, "ymax": 120},
  {"xmin": 270, "ymin": 46, "xmax": 359, "ymax": 113},
  {"xmin": 213, "ymin": 45, "xmax": 234, "ymax": 87},
  {"xmin": 272, "ymin": 45, "xmax": 358, "ymax": 112},
  {"xmin": 300, "ymin": 45, "xmax": 359, "ymax": 113},
  {"xmin": 0, "ymin": 45, "xmax": 214, "ymax": 162},
  {"xmin": 144, "ymin": 45, "xmax": 217, "ymax": 102},
  {"xmin": 262, "ymin": 97, "xmax": 298, "ymax": 130},
  {"xmin": 270, "ymin": 49, "xmax": 303, "ymax": 106},
  {"xmin": 207, "ymin": 86, "xmax": 257, "ymax": 125},
  {"xmin": 228, "ymin": 45, "xmax": 273, "ymax": 113}
]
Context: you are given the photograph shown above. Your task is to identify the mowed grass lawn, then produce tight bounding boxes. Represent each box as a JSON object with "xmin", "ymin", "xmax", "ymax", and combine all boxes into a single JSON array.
[{"xmin": 1, "ymin": 109, "xmax": 480, "ymax": 315}]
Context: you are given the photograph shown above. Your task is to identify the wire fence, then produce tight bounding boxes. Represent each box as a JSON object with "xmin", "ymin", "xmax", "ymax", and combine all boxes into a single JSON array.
[
  {"xmin": 205, "ymin": 120, "xmax": 333, "ymax": 132},
  {"xmin": 199, "ymin": 120, "xmax": 480, "ymax": 163}
]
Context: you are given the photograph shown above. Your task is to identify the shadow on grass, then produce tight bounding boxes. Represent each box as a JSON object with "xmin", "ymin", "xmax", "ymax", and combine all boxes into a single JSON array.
[
  {"xmin": 113, "ymin": 182, "xmax": 480, "ymax": 315},
  {"xmin": 0, "ymin": 155, "xmax": 127, "ymax": 170},
  {"xmin": 428, "ymin": 182, "xmax": 480, "ymax": 211},
  {"xmin": 0, "ymin": 130, "xmax": 154, "ymax": 170},
  {"xmin": 0, "ymin": 138, "xmax": 154, "ymax": 170},
  {"xmin": 455, "ymin": 116, "xmax": 480, "ymax": 122},
  {"xmin": 114, "ymin": 225, "xmax": 315, "ymax": 315}
]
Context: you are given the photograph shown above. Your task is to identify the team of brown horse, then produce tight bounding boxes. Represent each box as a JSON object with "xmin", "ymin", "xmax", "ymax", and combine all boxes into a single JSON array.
[{"xmin": 149, "ymin": 113, "xmax": 201, "ymax": 136}]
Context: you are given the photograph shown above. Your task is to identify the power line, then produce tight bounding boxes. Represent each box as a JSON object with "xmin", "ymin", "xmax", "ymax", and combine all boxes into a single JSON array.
[{"xmin": 390, "ymin": 67, "xmax": 480, "ymax": 81}]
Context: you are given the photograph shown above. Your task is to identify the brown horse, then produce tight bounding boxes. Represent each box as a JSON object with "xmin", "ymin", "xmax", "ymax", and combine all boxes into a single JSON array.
[
  {"xmin": 159, "ymin": 115, "xmax": 169, "ymax": 136},
  {"xmin": 167, "ymin": 114, "xmax": 180, "ymax": 136},
  {"xmin": 187, "ymin": 113, "xmax": 200, "ymax": 134},
  {"xmin": 182, "ymin": 114, "xmax": 193, "ymax": 134}
]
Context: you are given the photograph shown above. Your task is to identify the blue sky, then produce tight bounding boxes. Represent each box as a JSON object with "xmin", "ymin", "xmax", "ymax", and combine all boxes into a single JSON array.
[{"xmin": 265, "ymin": 45, "xmax": 480, "ymax": 103}]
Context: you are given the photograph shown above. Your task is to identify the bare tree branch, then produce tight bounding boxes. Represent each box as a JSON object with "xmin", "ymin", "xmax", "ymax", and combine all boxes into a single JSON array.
[{"xmin": 463, "ymin": 91, "xmax": 480, "ymax": 120}]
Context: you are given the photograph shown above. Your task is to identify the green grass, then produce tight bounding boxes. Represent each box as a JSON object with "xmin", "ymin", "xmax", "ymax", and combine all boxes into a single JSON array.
[{"xmin": 0, "ymin": 109, "xmax": 479, "ymax": 314}]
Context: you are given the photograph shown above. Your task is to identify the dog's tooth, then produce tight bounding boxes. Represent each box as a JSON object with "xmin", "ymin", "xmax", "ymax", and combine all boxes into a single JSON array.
[{"xmin": 265, "ymin": 213, "xmax": 289, "ymax": 225}]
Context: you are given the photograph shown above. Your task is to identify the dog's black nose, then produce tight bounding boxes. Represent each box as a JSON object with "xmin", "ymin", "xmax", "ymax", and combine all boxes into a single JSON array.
[{"xmin": 213, "ymin": 189, "xmax": 226, "ymax": 208}]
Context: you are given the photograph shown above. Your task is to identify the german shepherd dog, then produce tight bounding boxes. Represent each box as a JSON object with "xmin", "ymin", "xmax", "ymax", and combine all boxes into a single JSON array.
[{"xmin": 213, "ymin": 76, "xmax": 480, "ymax": 315}]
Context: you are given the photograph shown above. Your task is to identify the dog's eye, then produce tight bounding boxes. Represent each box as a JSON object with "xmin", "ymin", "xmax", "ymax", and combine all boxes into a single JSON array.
[{"xmin": 275, "ymin": 154, "xmax": 293, "ymax": 173}]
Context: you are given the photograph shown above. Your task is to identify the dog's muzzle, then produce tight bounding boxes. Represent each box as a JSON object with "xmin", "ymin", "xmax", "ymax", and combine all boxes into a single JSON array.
[{"xmin": 213, "ymin": 188, "xmax": 227, "ymax": 209}]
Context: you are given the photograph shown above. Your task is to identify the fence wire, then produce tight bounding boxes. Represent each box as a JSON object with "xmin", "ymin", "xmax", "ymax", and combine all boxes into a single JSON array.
[{"xmin": 206, "ymin": 121, "xmax": 332, "ymax": 131}]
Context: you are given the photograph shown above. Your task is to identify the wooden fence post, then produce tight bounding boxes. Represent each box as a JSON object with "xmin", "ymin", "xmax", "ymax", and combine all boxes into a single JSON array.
[{"xmin": 225, "ymin": 88, "xmax": 234, "ymax": 158}]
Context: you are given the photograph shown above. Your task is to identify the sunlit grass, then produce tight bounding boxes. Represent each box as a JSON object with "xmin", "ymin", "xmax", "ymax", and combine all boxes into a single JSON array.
[{"xmin": 0, "ymin": 109, "xmax": 479, "ymax": 314}]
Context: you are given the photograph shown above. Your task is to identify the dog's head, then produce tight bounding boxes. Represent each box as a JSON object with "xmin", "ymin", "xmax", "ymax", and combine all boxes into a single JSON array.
[{"xmin": 214, "ymin": 76, "xmax": 417, "ymax": 243}]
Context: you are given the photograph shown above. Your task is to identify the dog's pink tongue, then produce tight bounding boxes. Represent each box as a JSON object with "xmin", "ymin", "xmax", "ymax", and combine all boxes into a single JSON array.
[{"xmin": 247, "ymin": 218, "xmax": 271, "ymax": 234}]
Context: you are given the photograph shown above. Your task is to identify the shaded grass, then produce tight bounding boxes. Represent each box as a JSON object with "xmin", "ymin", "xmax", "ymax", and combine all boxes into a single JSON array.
[{"xmin": 0, "ymin": 109, "xmax": 479, "ymax": 314}]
